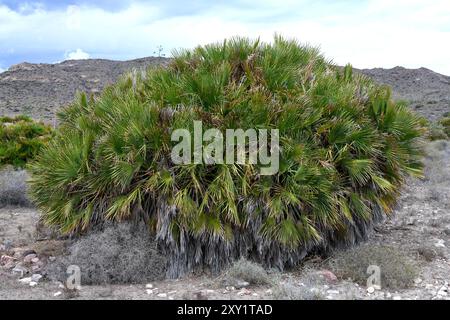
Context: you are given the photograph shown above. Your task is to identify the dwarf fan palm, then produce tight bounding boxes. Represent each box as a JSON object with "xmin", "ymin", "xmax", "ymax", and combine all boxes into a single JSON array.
[{"xmin": 29, "ymin": 36, "xmax": 425, "ymax": 277}]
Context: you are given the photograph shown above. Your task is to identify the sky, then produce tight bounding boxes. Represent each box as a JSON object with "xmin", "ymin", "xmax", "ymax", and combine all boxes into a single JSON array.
[{"xmin": 0, "ymin": 0, "xmax": 449, "ymax": 74}]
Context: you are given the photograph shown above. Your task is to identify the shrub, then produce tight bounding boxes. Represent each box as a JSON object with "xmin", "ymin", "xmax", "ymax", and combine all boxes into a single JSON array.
[
  {"xmin": 438, "ymin": 116, "xmax": 450, "ymax": 137},
  {"xmin": 428, "ymin": 122, "xmax": 448, "ymax": 141},
  {"xmin": 45, "ymin": 222, "xmax": 167, "ymax": 285},
  {"xmin": 0, "ymin": 166, "xmax": 31, "ymax": 207},
  {"xmin": 328, "ymin": 244, "xmax": 418, "ymax": 289},
  {"xmin": 0, "ymin": 115, "xmax": 53, "ymax": 168},
  {"xmin": 29, "ymin": 36, "xmax": 425, "ymax": 278},
  {"xmin": 223, "ymin": 258, "xmax": 274, "ymax": 286}
]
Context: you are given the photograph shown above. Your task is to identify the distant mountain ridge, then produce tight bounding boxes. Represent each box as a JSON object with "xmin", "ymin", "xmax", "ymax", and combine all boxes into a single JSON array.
[{"xmin": 0, "ymin": 58, "xmax": 448, "ymax": 122}]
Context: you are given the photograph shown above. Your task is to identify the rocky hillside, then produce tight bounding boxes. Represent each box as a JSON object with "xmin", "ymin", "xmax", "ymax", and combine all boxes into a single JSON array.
[
  {"xmin": 0, "ymin": 58, "xmax": 448, "ymax": 122},
  {"xmin": 0, "ymin": 57, "xmax": 169, "ymax": 123},
  {"xmin": 360, "ymin": 66, "xmax": 450, "ymax": 121}
]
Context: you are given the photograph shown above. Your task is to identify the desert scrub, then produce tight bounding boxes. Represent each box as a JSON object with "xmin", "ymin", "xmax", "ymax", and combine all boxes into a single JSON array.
[
  {"xmin": 0, "ymin": 166, "xmax": 31, "ymax": 207},
  {"xmin": 29, "ymin": 36, "xmax": 426, "ymax": 278},
  {"xmin": 0, "ymin": 115, "xmax": 53, "ymax": 168},
  {"xmin": 328, "ymin": 244, "xmax": 418, "ymax": 289},
  {"xmin": 45, "ymin": 222, "xmax": 167, "ymax": 285},
  {"xmin": 222, "ymin": 258, "xmax": 274, "ymax": 286}
]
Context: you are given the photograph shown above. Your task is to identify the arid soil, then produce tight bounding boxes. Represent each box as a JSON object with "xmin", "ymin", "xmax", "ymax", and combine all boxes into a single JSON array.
[{"xmin": 0, "ymin": 58, "xmax": 449, "ymax": 300}]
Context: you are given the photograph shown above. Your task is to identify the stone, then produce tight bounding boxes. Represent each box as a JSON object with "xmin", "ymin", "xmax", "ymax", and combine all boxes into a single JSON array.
[
  {"xmin": 157, "ymin": 293, "xmax": 167, "ymax": 298},
  {"xmin": 327, "ymin": 290, "xmax": 340, "ymax": 295},
  {"xmin": 31, "ymin": 274, "xmax": 42, "ymax": 282},
  {"xmin": 393, "ymin": 296, "xmax": 402, "ymax": 300},
  {"xmin": 12, "ymin": 265, "xmax": 28, "ymax": 277},
  {"xmin": 23, "ymin": 253, "xmax": 37, "ymax": 263},
  {"xmin": 54, "ymin": 291, "xmax": 62, "ymax": 297},
  {"xmin": 31, "ymin": 264, "xmax": 41, "ymax": 272},
  {"xmin": 29, "ymin": 281, "xmax": 38, "ymax": 287},
  {"xmin": 265, "ymin": 289, "xmax": 273, "ymax": 295},
  {"xmin": 145, "ymin": 283, "xmax": 153, "ymax": 289},
  {"xmin": 443, "ymin": 228, "xmax": 450, "ymax": 236},
  {"xmin": 4, "ymin": 261, "xmax": 16, "ymax": 269},
  {"xmin": 0, "ymin": 255, "xmax": 15, "ymax": 266},
  {"xmin": 434, "ymin": 239, "xmax": 446, "ymax": 248},
  {"xmin": 317, "ymin": 270, "xmax": 338, "ymax": 283},
  {"xmin": 167, "ymin": 290, "xmax": 177, "ymax": 295},
  {"xmin": 31, "ymin": 257, "xmax": 40, "ymax": 264},
  {"xmin": 19, "ymin": 277, "xmax": 32, "ymax": 284},
  {"xmin": 367, "ymin": 286, "xmax": 375, "ymax": 294},
  {"xmin": 237, "ymin": 288, "xmax": 251, "ymax": 296},
  {"xmin": 414, "ymin": 278, "xmax": 423, "ymax": 285},
  {"xmin": 146, "ymin": 289, "xmax": 154, "ymax": 295}
]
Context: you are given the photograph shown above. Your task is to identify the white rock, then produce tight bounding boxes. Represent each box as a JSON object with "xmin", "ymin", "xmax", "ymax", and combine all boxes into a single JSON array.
[
  {"xmin": 31, "ymin": 257, "xmax": 40, "ymax": 264},
  {"xmin": 437, "ymin": 290, "xmax": 447, "ymax": 296},
  {"xmin": 53, "ymin": 291, "xmax": 62, "ymax": 297},
  {"xmin": 12, "ymin": 266, "xmax": 27, "ymax": 277},
  {"xmin": 167, "ymin": 290, "xmax": 177, "ymax": 295},
  {"xmin": 434, "ymin": 239, "xmax": 446, "ymax": 248},
  {"xmin": 19, "ymin": 277, "xmax": 32, "ymax": 284},
  {"xmin": 252, "ymin": 293, "xmax": 258, "ymax": 296},
  {"xmin": 265, "ymin": 289, "xmax": 273, "ymax": 295},
  {"xmin": 327, "ymin": 290, "xmax": 340, "ymax": 295},
  {"xmin": 226, "ymin": 286, "xmax": 235, "ymax": 291},
  {"xmin": 367, "ymin": 286, "xmax": 375, "ymax": 294},
  {"xmin": 29, "ymin": 281, "xmax": 38, "ymax": 287},
  {"xmin": 157, "ymin": 293, "xmax": 167, "ymax": 298},
  {"xmin": 145, "ymin": 283, "xmax": 153, "ymax": 289},
  {"xmin": 146, "ymin": 289, "xmax": 153, "ymax": 295},
  {"xmin": 385, "ymin": 292, "xmax": 392, "ymax": 298},
  {"xmin": 393, "ymin": 296, "xmax": 402, "ymax": 300},
  {"xmin": 31, "ymin": 274, "xmax": 42, "ymax": 282},
  {"xmin": 414, "ymin": 278, "xmax": 423, "ymax": 285}
]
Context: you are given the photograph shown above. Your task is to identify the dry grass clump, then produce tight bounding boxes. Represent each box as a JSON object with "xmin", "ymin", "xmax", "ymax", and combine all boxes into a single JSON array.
[
  {"xmin": 328, "ymin": 244, "xmax": 418, "ymax": 289},
  {"xmin": 0, "ymin": 166, "xmax": 31, "ymax": 207},
  {"xmin": 45, "ymin": 222, "xmax": 167, "ymax": 285},
  {"xmin": 222, "ymin": 258, "xmax": 274, "ymax": 286}
]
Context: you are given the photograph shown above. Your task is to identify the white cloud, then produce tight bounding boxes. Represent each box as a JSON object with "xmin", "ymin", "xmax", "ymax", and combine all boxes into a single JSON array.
[
  {"xmin": 65, "ymin": 49, "xmax": 90, "ymax": 60},
  {"xmin": 0, "ymin": 1, "xmax": 449, "ymax": 75},
  {"xmin": 0, "ymin": 67, "xmax": 5, "ymax": 73}
]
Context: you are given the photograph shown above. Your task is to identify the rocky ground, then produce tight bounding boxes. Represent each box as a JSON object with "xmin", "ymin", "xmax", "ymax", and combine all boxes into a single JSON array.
[{"xmin": 0, "ymin": 58, "xmax": 449, "ymax": 300}]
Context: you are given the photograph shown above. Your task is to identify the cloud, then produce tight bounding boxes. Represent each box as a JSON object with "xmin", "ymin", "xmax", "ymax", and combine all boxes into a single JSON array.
[
  {"xmin": 0, "ymin": 67, "xmax": 5, "ymax": 73},
  {"xmin": 65, "ymin": 49, "xmax": 90, "ymax": 60},
  {"xmin": 0, "ymin": 1, "xmax": 449, "ymax": 75}
]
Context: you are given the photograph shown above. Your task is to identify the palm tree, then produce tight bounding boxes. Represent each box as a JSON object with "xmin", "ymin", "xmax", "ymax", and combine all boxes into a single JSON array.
[{"xmin": 29, "ymin": 36, "xmax": 425, "ymax": 278}]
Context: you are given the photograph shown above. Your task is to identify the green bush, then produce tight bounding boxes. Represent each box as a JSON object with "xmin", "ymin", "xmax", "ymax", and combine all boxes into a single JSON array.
[
  {"xmin": 329, "ymin": 244, "xmax": 418, "ymax": 289},
  {"xmin": 0, "ymin": 115, "xmax": 53, "ymax": 168},
  {"xmin": 29, "ymin": 36, "xmax": 425, "ymax": 277},
  {"xmin": 438, "ymin": 116, "xmax": 450, "ymax": 137}
]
